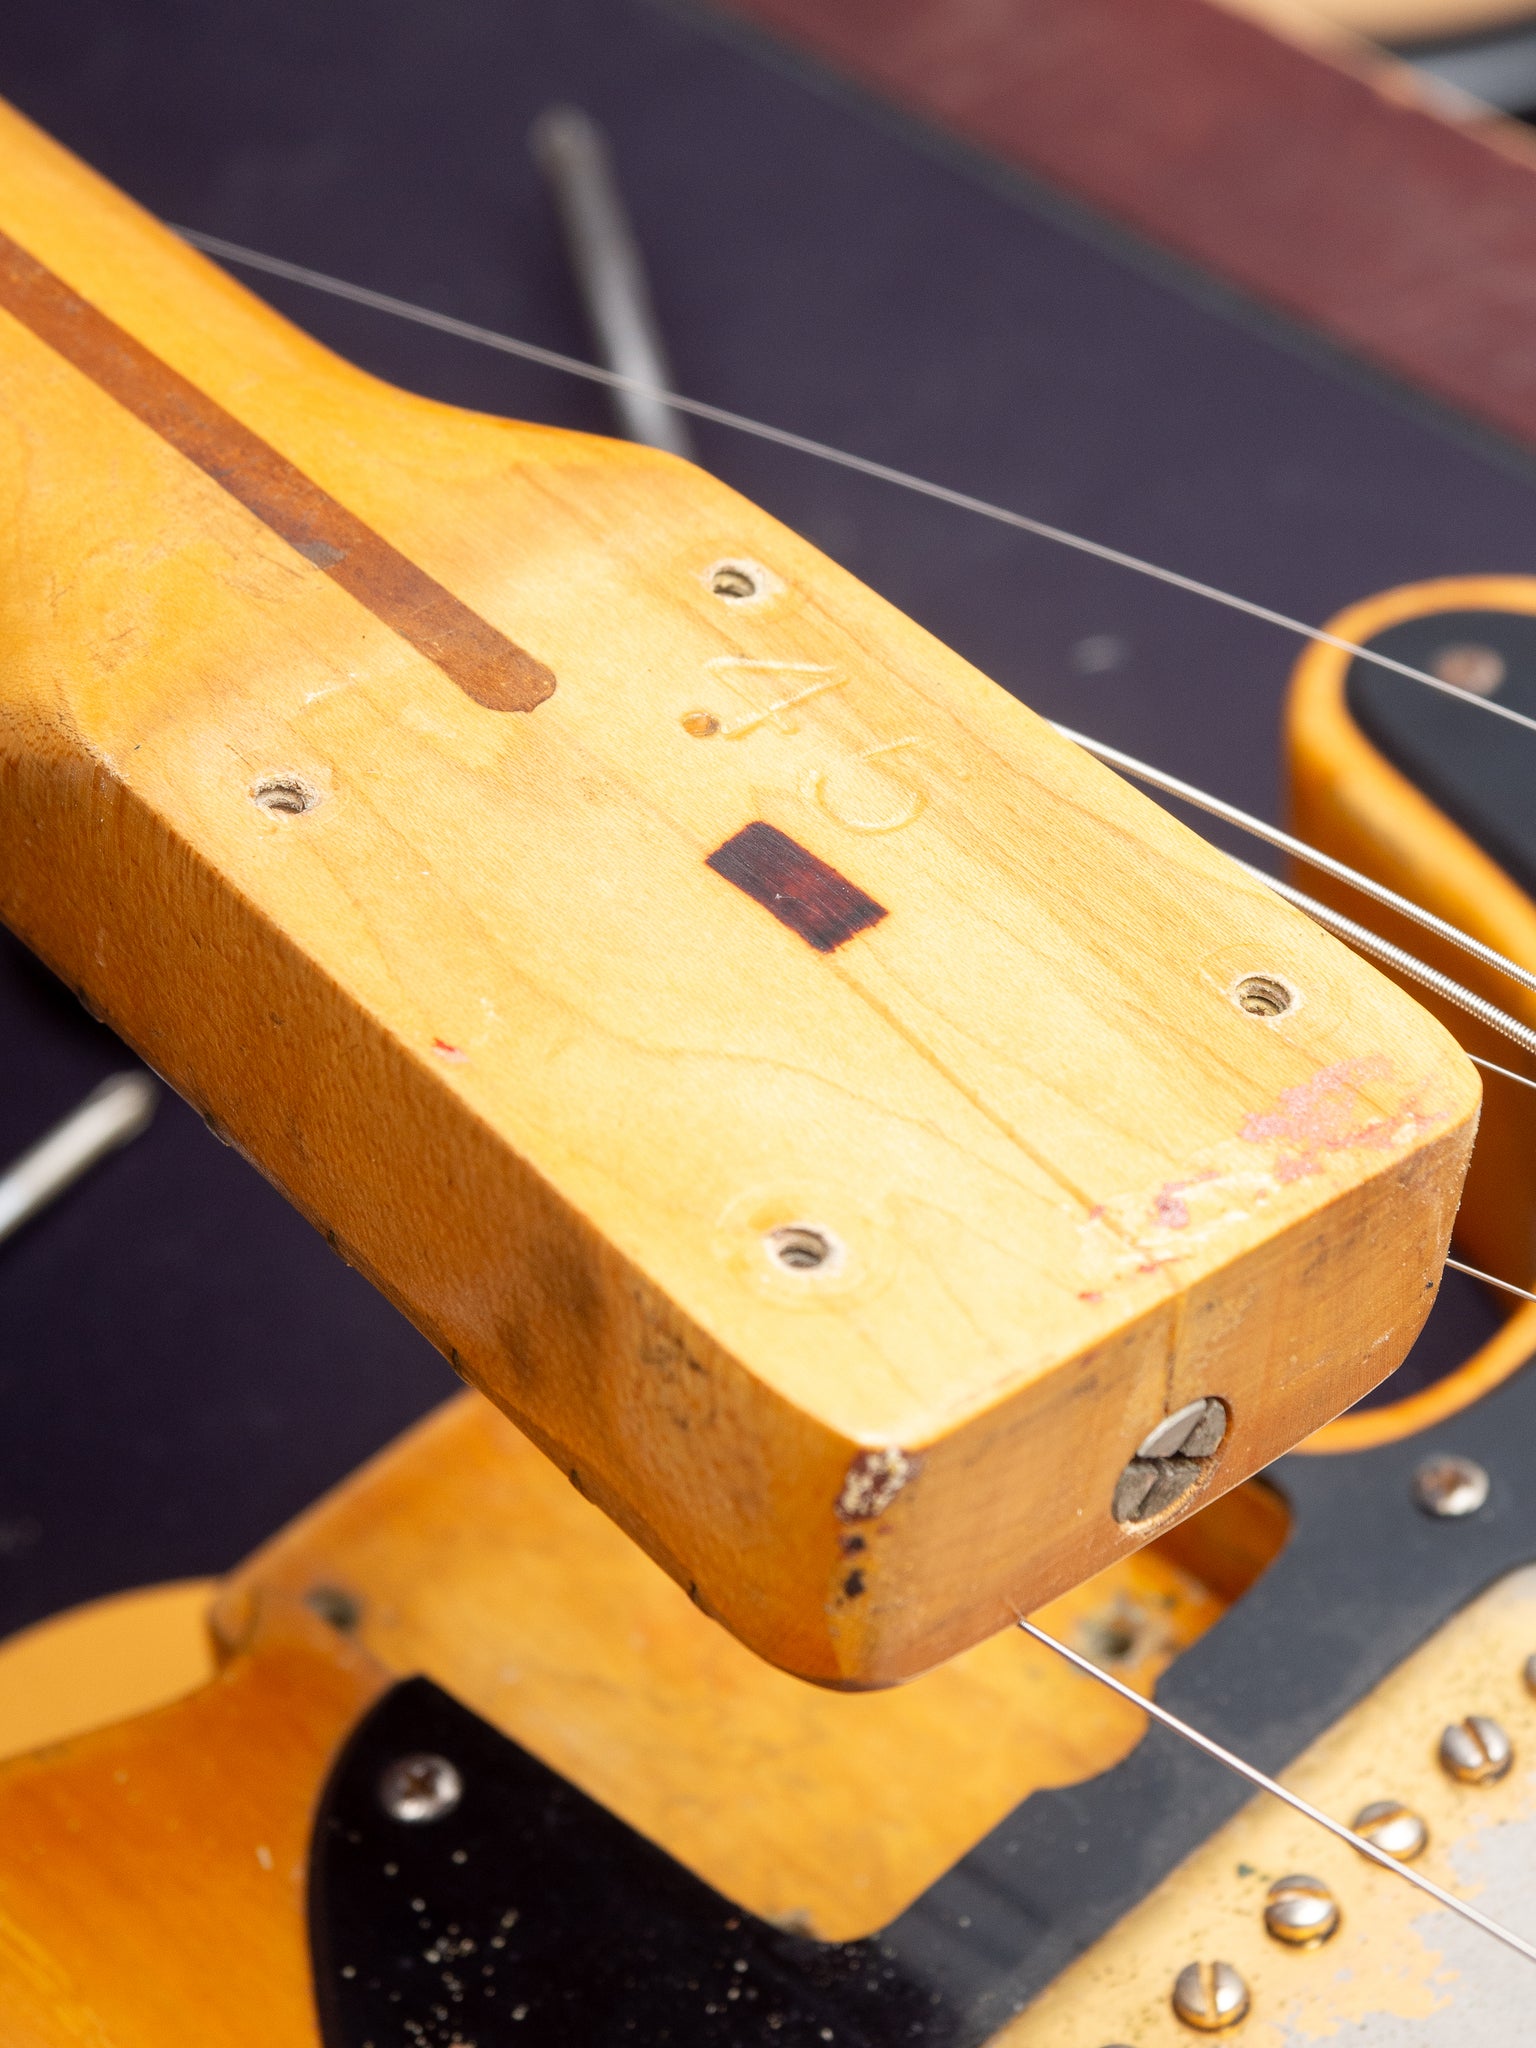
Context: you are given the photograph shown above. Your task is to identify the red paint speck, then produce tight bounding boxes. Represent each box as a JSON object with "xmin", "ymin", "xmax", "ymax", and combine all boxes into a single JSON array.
[{"xmin": 431, "ymin": 1038, "xmax": 467, "ymax": 1062}]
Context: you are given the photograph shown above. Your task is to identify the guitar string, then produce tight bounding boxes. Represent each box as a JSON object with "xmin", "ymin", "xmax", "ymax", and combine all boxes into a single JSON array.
[
  {"xmin": 178, "ymin": 229, "xmax": 1536, "ymax": 1299},
  {"xmin": 1229, "ymin": 858, "xmax": 1536, "ymax": 1061},
  {"xmin": 186, "ymin": 222, "xmax": 1536, "ymax": 1954},
  {"xmin": 1054, "ymin": 726, "xmax": 1536, "ymax": 1004},
  {"xmin": 1227, "ymin": 861, "xmax": 1536, "ymax": 1303},
  {"xmin": 1015, "ymin": 1618, "xmax": 1536, "ymax": 1970},
  {"xmin": 174, "ymin": 226, "xmax": 1536, "ymax": 741},
  {"xmin": 169, "ymin": 230, "xmax": 1536, "ymax": 1020}
]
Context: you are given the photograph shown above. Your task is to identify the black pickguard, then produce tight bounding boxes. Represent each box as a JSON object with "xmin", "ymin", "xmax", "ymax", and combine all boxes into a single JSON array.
[
  {"xmin": 1347, "ymin": 609, "xmax": 1536, "ymax": 896},
  {"xmin": 310, "ymin": 1367, "xmax": 1536, "ymax": 2044}
]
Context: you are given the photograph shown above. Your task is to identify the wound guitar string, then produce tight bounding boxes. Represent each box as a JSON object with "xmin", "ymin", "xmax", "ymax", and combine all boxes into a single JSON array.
[
  {"xmin": 168, "ymin": 226, "xmax": 1536, "ymax": 1301},
  {"xmin": 174, "ymin": 224, "xmax": 1536, "ymax": 1956}
]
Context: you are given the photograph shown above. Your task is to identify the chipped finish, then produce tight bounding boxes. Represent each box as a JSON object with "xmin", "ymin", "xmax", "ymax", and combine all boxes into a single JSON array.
[
  {"xmin": 998, "ymin": 1565, "xmax": 1536, "ymax": 2046},
  {"xmin": 835, "ymin": 1446, "xmax": 913, "ymax": 1521},
  {"xmin": 1238, "ymin": 1056, "xmax": 1446, "ymax": 1185},
  {"xmin": 213, "ymin": 1394, "xmax": 1286, "ymax": 1940},
  {"xmin": 0, "ymin": 95, "xmax": 1479, "ymax": 1683}
]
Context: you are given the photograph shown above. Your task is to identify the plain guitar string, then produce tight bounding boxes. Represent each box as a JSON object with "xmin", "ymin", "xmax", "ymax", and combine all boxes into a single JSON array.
[
  {"xmin": 166, "ymin": 231, "xmax": 1536, "ymax": 1009},
  {"xmin": 175, "ymin": 227, "xmax": 1536, "ymax": 1304},
  {"xmin": 1014, "ymin": 1618, "xmax": 1536, "ymax": 1972},
  {"xmin": 175, "ymin": 225, "xmax": 1536, "ymax": 1965},
  {"xmin": 176, "ymin": 226, "xmax": 1536, "ymax": 739}
]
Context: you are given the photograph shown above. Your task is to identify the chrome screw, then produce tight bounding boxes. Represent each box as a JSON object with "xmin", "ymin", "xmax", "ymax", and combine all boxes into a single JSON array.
[
  {"xmin": 379, "ymin": 1752, "xmax": 463, "ymax": 1824},
  {"xmin": 1172, "ymin": 1959, "xmax": 1249, "ymax": 2031},
  {"xmin": 1113, "ymin": 1398, "xmax": 1228, "ymax": 1526},
  {"xmin": 1351, "ymin": 1799, "xmax": 1429, "ymax": 1860},
  {"xmin": 1411, "ymin": 1454, "xmax": 1489, "ymax": 1519},
  {"xmin": 1264, "ymin": 1873, "xmax": 1341, "ymax": 1947},
  {"xmin": 1439, "ymin": 1714, "xmax": 1513, "ymax": 1785}
]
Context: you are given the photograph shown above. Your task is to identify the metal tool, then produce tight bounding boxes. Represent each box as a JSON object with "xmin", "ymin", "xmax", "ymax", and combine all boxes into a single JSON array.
[
  {"xmin": 529, "ymin": 104, "xmax": 696, "ymax": 459},
  {"xmin": 0, "ymin": 1071, "xmax": 157, "ymax": 1247}
]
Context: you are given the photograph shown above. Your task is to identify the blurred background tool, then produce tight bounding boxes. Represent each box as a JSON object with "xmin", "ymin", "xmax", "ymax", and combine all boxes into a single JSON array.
[
  {"xmin": 529, "ymin": 103, "xmax": 695, "ymax": 458},
  {"xmin": 0, "ymin": 1073, "xmax": 156, "ymax": 1250}
]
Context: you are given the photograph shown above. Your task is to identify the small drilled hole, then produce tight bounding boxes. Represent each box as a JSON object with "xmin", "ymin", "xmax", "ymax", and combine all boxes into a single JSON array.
[
  {"xmin": 252, "ymin": 774, "xmax": 321, "ymax": 817},
  {"xmin": 1234, "ymin": 973, "xmax": 1294, "ymax": 1019},
  {"xmin": 765, "ymin": 1223, "xmax": 839, "ymax": 1274},
  {"xmin": 709, "ymin": 561, "xmax": 761, "ymax": 601},
  {"xmin": 304, "ymin": 1583, "xmax": 362, "ymax": 1632},
  {"xmin": 681, "ymin": 709, "xmax": 721, "ymax": 738}
]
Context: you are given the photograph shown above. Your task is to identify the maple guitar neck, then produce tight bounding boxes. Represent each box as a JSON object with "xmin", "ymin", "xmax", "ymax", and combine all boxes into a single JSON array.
[{"xmin": 0, "ymin": 94, "xmax": 1480, "ymax": 1686}]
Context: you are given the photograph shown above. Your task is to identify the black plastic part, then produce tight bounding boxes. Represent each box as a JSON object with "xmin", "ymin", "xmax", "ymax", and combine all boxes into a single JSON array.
[
  {"xmin": 309, "ymin": 1675, "xmax": 943, "ymax": 2046},
  {"xmin": 310, "ymin": 1354, "xmax": 1536, "ymax": 2046},
  {"xmin": 1346, "ymin": 607, "xmax": 1536, "ymax": 900}
]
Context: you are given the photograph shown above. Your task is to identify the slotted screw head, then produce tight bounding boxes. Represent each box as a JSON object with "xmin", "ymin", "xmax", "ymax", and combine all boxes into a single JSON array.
[
  {"xmin": 1352, "ymin": 1799, "xmax": 1428, "ymax": 1860},
  {"xmin": 1411, "ymin": 1454, "xmax": 1489, "ymax": 1519},
  {"xmin": 1171, "ymin": 1959, "xmax": 1249, "ymax": 2031},
  {"xmin": 379, "ymin": 1751, "xmax": 463, "ymax": 1823},
  {"xmin": 1113, "ymin": 1399, "xmax": 1228, "ymax": 1527},
  {"xmin": 1263, "ymin": 1873, "xmax": 1340, "ymax": 1947},
  {"xmin": 1439, "ymin": 1714, "xmax": 1513, "ymax": 1785},
  {"xmin": 1136, "ymin": 1398, "xmax": 1227, "ymax": 1462}
]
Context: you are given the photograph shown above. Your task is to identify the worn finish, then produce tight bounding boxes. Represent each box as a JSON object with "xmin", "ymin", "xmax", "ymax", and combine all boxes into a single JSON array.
[
  {"xmin": 213, "ymin": 1389, "xmax": 1283, "ymax": 1939},
  {"xmin": 0, "ymin": 1597, "xmax": 386, "ymax": 2048},
  {"xmin": 0, "ymin": 98, "xmax": 1477, "ymax": 1684},
  {"xmin": 0, "ymin": 229, "xmax": 555, "ymax": 716},
  {"xmin": 996, "ymin": 1565, "xmax": 1536, "ymax": 2045}
]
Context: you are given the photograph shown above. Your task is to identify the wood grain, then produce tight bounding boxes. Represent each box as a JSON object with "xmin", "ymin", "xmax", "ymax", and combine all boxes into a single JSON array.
[
  {"xmin": 212, "ymin": 1391, "xmax": 1286, "ymax": 1939},
  {"xmin": 0, "ymin": 1597, "xmax": 381, "ymax": 2048},
  {"xmin": 0, "ymin": 95, "xmax": 1478, "ymax": 1683}
]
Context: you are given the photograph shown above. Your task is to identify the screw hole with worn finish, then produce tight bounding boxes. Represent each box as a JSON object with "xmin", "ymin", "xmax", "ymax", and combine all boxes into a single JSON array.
[
  {"xmin": 764, "ymin": 1222, "xmax": 842, "ymax": 1275},
  {"xmin": 1233, "ymin": 973, "xmax": 1295, "ymax": 1019},
  {"xmin": 305, "ymin": 1583, "xmax": 362, "ymax": 1632},
  {"xmin": 251, "ymin": 773, "xmax": 322, "ymax": 817},
  {"xmin": 680, "ymin": 709, "xmax": 721, "ymax": 737},
  {"xmin": 707, "ymin": 559, "xmax": 765, "ymax": 602}
]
